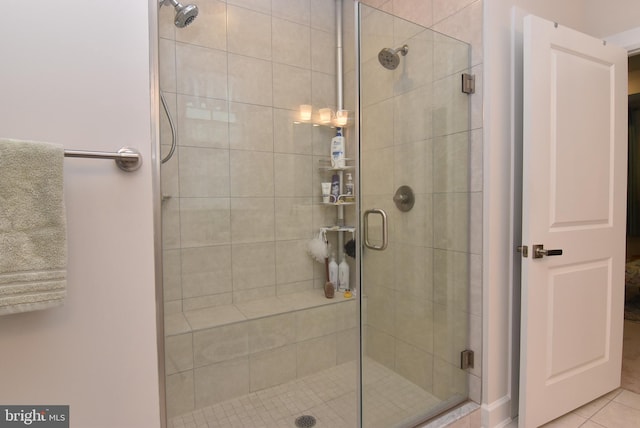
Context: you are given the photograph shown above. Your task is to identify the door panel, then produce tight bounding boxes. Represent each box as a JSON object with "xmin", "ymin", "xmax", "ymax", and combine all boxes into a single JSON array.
[
  {"xmin": 551, "ymin": 47, "xmax": 613, "ymax": 226},
  {"xmin": 520, "ymin": 14, "xmax": 627, "ymax": 427}
]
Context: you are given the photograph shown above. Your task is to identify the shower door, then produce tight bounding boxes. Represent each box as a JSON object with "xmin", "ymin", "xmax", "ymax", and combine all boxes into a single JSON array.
[{"xmin": 358, "ymin": 5, "xmax": 473, "ymax": 427}]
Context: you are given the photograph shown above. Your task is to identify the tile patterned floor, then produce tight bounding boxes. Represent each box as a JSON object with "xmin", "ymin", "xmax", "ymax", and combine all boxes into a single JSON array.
[
  {"xmin": 168, "ymin": 358, "xmax": 444, "ymax": 428},
  {"xmin": 537, "ymin": 388, "xmax": 640, "ymax": 428}
]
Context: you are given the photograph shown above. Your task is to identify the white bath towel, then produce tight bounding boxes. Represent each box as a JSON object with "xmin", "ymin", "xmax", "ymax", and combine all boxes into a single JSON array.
[{"xmin": 0, "ymin": 139, "xmax": 67, "ymax": 315}]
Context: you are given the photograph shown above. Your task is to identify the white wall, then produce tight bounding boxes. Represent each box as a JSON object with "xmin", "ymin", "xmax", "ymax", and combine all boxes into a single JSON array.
[
  {"xmin": 0, "ymin": 1, "xmax": 161, "ymax": 427},
  {"xmin": 484, "ymin": 0, "xmax": 640, "ymax": 426}
]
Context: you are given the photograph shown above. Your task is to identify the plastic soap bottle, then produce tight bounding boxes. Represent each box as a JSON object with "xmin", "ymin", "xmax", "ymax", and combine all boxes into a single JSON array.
[
  {"xmin": 329, "ymin": 253, "xmax": 339, "ymax": 287},
  {"xmin": 338, "ymin": 255, "xmax": 349, "ymax": 291},
  {"xmin": 330, "ymin": 128, "xmax": 346, "ymax": 169},
  {"xmin": 345, "ymin": 173, "xmax": 354, "ymax": 202}
]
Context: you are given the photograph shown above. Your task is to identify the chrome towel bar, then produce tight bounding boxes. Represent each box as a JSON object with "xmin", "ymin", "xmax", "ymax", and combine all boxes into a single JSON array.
[{"xmin": 64, "ymin": 147, "xmax": 142, "ymax": 172}]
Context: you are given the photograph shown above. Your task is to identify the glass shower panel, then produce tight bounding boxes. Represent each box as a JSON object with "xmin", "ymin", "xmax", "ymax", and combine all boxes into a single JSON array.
[
  {"xmin": 159, "ymin": 1, "xmax": 360, "ymax": 426},
  {"xmin": 359, "ymin": 4, "xmax": 471, "ymax": 427}
]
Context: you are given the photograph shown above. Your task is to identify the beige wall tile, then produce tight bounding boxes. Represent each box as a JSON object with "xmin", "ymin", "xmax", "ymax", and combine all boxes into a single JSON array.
[
  {"xmin": 311, "ymin": 71, "xmax": 337, "ymax": 111},
  {"xmin": 165, "ymin": 333, "xmax": 194, "ymax": 375},
  {"xmin": 232, "ymin": 242, "xmax": 276, "ymax": 290},
  {"xmin": 275, "ymin": 197, "xmax": 313, "ymax": 240},
  {"xmin": 193, "ymin": 323, "xmax": 249, "ymax": 367},
  {"xmin": 229, "ymin": 102, "xmax": 274, "ymax": 152},
  {"xmin": 159, "ymin": 38, "xmax": 176, "ymax": 93},
  {"xmin": 272, "ymin": 0, "xmax": 311, "ymax": 25},
  {"xmin": 181, "ymin": 245, "xmax": 232, "ymax": 298},
  {"xmin": 394, "ymin": 293, "xmax": 434, "ymax": 352},
  {"xmin": 365, "ymin": 327, "xmax": 395, "ymax": 369},
  {"xmin": 232, "ymin": 285, "xmax": 276, "ymax": 303},
  {"xmin": 337, "ymin": 327, "xmax": 359, "ymax": 364},
  {"xmin": 433, "ymin": 30, "xmax": 470, "ymax": 80},
  {"xmin": 432, "ymin": 73, "xmax": 469, "ymax": 138},
  {"xmin": 227, "ymin": 0, "xmax": 270, "ymax": 14},
  {"xmin": 433, "ymin": 132, "xmax": 470, "ymax": 193},
  {"xmin": 273, "ymin": 18, "xmax": 311, "ymax": 69},
  {"xmin": 297, "ymin": 334, "xmax": 337, "ymax": 377},
  {"xmin": 163, "ymin": 249, "xmax": 182, "ymax": 302},
  {"xmin": 393, "ymin": 0, "xmax": 433, "ymax": 28},
  {"xmin": 184, "ymin": 305, "xmax": 246, "ymax": 330},
  {"xmin": 178, "ymin": 95, "xmax": 230, "ymax": 149},
  {"xmin": 296, "ymin": 304, "xmax": 337, "ymax": 341},
  {"xmin": 228, "ymin": 54, "xmax": 273, "ymax": 105},
  {"xmin": 178, "ymin": 147, "xmax": 230, "ymax": 197},
  {"xmin": 311, "ymin": 28, "xmax": 336, "ymax": 74},
  {"xmin": 433, "ymin": 192, "xmax": 469, "ymax": 252},
  {"xmin": 432, "ymin": 0, "xmax": 483, "ymax": 67},
  {"xmin": 274, "ymin": 109, "xmax": 313, "ymax": 155},
  {"xmin": 274, "ymin": 154, "xmax": 313, "ymax": 197},
  {"xmin": 183, "ymin": 292, "xmax": 233, "ymax": 311},
  {"xmin": 195, "ymin": 357, "xmax": 250, "ymax": 407},
  {"xmin": 166, "ymin": 370, "xmax": 195, "ymax": 418},
  {"xmin": 276, "ymin": 239, "xmax": 315, "ymax": 284},
  {"xmin": 249, "ymin": 344, "xmax": 297, "ymax": 391},
  {"xmin": 248, "ymin": 312, "xmax": 296, "ymax": 354},
  {"xmin": 361, "ymin": 99, "xmax": 394, "ymax": 152},
  {"xmin": 393, "ymin": 86, "xmax": 433, "ymax": 144},
  {"xmin": 227, "ymin": 5, "xmax": 271, "ymax": 60},
  {"xmin": 273, "ymin": 63, "xmax": 312, "ymax": 110},
  {"xmin": 230, "ymin": 150, "xmax": 274, "ymax": 197},
  {"xmin": 395, "ymin": 340, "xmax": 434, "ymax": 391},
  {"xmin": 230, "ymin": 197, "xmax": 275, "ymax": 243},
  {"xmin": 176, "ymin": 42, "xmax": 228, "ymax": 99},
  {"xmin": 310, "ymin": 0, "xmax": 335, "ymax": 32}
]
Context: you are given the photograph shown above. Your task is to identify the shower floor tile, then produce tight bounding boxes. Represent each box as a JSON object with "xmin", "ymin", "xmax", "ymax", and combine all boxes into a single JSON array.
[{"xmin": 168, "ymin": 358, "xmax": 444, "ymax": 428}]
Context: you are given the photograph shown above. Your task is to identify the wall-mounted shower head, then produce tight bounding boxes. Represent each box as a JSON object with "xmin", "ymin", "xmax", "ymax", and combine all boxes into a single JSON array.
[
  {"xmin": 378, "ymin": 44, "xmax": 409, "ymax": 70},
  {"xmin": 161, "ymin": 0, "xmax": 199, "ymax": 28}
]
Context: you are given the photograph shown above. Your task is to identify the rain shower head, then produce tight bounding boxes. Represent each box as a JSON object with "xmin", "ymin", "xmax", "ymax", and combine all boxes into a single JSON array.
[
  {"xmin": 378, "ymin": 44, "xmax": 409, "ymax": 70},
  {"xmin": 161, "ymin": 0, "xmax": 199, "ymax": 28}
]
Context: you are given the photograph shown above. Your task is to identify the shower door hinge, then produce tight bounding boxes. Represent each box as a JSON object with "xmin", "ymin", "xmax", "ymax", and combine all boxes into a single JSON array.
[
  {"xmin": 461, "ymin": 73, "xmax": 475, "ymax": 94},
  {"xmin": 460, "ymin": 350, "xmax": 474, "ymax": 370}
]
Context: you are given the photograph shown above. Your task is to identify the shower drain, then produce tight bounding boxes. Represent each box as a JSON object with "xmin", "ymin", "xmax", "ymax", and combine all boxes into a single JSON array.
[{"xmin": 294, "ymin": 415, "xmax": 317, "ymax": 427}]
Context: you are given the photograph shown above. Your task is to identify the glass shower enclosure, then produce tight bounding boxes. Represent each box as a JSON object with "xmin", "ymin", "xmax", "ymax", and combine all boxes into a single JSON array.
[{"xmin": 159, "ymin": 1, "xmax": 472, "ymax": 427}]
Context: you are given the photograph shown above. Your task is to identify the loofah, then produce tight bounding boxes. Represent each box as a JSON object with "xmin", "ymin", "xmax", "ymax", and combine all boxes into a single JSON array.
[{"xmin": 307, "ymin": 230, "xmax": 329, "ymax": 263}]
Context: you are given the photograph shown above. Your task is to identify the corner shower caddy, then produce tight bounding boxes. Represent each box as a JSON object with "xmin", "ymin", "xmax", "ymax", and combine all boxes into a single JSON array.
[{"xmin": 318, "ymin": 155, "xmax": 356, "ymax": 287}]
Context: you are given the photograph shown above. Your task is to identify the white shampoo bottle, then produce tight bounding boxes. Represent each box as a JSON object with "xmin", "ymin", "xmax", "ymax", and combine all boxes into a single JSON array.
[
  {"xmin": 330, "ymin": 128, "xmax": 345, "ymax": 168},
  {"xmin": 329, "ymin": 253, "xmax": 339, "ymax": 287},
  {"xmin": 338, "ymin": 255, "xmax": 349, "ymax": 291}
]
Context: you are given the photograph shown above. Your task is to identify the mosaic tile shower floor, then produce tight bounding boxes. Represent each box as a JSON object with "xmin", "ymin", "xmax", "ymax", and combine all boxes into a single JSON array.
[{"xmin": 168, "ymin": 358, "xmax": 442, "ymax": 428}]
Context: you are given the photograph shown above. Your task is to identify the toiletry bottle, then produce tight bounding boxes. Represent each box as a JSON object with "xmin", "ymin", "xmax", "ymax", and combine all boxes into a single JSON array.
[
  {"xmin": 338, "ymin": 255, "xmax": 349, "ymax": 291},
  {"xmin": 329, "ymin": 253, "xmax": 339, "ymax": 287},
  {"xmin": 330, "ymin": 128, "xmax": 346, "ymax": 168},
  {"xmin": 345, "ymin": 173, "xmax": 354, "ymax": 202},
  {"xmin": 330, "ymin": 174, "xmax": 340, "ymax": 203}
]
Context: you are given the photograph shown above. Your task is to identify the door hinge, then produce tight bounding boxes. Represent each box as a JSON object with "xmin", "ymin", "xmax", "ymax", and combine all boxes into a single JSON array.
[
  {"xmin": 461, "ymin": 349, "xmax": 474, "ymax": 370},
  {"xmin": 461, "ymin": 73, "xmax": 475, "ymax": 94}
]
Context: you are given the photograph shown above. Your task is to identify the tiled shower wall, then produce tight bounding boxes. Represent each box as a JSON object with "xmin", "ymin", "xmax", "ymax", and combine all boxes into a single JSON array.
[
  {"xmin": 356, "ymin": 0, "xmax": 484, "ymax": 404},
  {"xmin": 160, "ymin": 0, "xmax": 345, "ymax": 315}
]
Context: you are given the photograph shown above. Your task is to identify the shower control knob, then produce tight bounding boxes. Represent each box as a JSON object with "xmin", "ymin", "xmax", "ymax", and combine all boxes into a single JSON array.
[{"xmin": 393, "ymin": 185, "xmax": 415, "ymax": 212}]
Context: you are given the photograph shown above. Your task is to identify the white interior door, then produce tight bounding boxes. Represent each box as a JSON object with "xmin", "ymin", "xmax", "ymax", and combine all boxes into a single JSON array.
[{"xmin": 520, "ymin": 15, "xmax": 627, "ymax": 427}]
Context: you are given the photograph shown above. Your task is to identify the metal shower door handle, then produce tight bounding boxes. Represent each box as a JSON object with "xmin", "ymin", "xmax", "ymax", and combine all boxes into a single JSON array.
[{"xmin": 363, "ymin": 209, "xmax": 388, "ymax": 251}]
